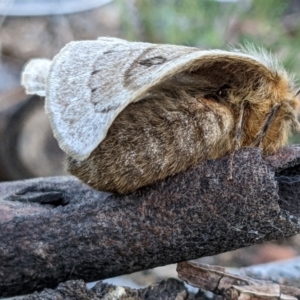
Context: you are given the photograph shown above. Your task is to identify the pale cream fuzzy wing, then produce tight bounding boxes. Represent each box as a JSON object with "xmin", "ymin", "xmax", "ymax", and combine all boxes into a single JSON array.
[{"xmin": 45, "ymin": 38, "xmax": 267, "ymax": 161}]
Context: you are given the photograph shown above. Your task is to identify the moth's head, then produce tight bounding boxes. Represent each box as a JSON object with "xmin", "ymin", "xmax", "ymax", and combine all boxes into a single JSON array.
[
  {"xmin": 240, "ymin": 74, "xmax": 300, "ymax": 154},
  {"xmin": 228, "ymin": 47, "xmax": 300, "ymax": 155},
  {"xmin": 190, "ymin": 46, "xmax": 300, "ymax": 155}
]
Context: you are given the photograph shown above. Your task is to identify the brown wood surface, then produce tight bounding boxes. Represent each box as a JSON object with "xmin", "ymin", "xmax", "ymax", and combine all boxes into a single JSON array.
[{"xmin": 0, "ymin": 146, "xmax": 300, "ymax": 297}]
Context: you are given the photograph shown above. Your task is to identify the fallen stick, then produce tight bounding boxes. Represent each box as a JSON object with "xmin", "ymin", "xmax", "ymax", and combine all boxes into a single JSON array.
[
  {"xmin": 1, "ymin": 146, "xmax": 300, "ymax": 297},
  {"xmin": 177, "ymin": 261, "xmax": 300, "ymax": 300}
]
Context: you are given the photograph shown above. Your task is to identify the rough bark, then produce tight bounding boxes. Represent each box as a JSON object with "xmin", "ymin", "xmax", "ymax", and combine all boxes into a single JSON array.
[{"xmin": 1, "ymin": 146, "xmax": 300, "ymax": 297}]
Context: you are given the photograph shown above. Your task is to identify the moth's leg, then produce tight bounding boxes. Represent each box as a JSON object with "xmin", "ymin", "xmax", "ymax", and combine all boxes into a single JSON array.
[
  {"xmin": 251, "ymin": 104, "xmax": 280, "ymax": 147},
  {"xmin": 291, "ymin": 113, "xmax": 300, "ymax": 132},
  {"xmin": 228, "ymin": 101, "xmax": 245, "ymax": 180}
]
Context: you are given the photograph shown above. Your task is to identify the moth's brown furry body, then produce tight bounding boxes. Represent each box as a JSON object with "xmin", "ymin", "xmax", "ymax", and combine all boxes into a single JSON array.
[
  {"xmin": 67, "ymin": 56, "xmax": 299, "ymax": 194},
  {"xmin": 67, "ymin": 92, "xmax": 233, "ymax": 194}
]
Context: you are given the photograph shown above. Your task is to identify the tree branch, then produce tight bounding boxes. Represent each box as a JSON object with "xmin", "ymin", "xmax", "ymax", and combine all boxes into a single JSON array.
[{"xmin": 1, "ymin": 146, "xmax": 300, "ymax": 297}]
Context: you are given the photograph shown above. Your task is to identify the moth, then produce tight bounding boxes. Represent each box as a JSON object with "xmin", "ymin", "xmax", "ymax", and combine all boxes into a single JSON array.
[{"xmin": 22, "ymin": 37, "xmax": 300, "ymax": 194}]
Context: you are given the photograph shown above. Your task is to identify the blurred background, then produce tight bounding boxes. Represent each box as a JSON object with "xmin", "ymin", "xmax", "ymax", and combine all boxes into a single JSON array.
[{"xmin": 0, "ymin": 0, "xmax": 300, "ymax": 290}]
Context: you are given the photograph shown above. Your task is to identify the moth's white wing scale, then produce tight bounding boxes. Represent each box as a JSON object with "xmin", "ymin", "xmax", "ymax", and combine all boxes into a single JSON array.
[{"xmin": 23, "ymin": 38, "xmax": 271, "ymax": 161}]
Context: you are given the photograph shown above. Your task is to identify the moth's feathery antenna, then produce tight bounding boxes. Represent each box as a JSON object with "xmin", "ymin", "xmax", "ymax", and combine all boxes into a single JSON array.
[
  {"xmin": 251, "ymin": 104, "xmax": 280, "ymax": 147},
  {"xmin": 228, "ymin": 100, "xmax": 246, "ymax": 181}
]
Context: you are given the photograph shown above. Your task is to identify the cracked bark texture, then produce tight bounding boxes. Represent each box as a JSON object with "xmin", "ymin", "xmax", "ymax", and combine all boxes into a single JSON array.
[{"xmin": 0, "ymin": 146, "xmax": 300, "ymax": 297}]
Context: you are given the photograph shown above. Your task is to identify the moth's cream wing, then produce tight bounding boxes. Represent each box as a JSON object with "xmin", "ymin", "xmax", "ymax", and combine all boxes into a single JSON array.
[
  {"xmin": 47, "ymin": 38, "xmax": 262, "ymax": 160},
  {"xmin": 47, "ymin": 38, "xmax": 150, "ymax": 161}
]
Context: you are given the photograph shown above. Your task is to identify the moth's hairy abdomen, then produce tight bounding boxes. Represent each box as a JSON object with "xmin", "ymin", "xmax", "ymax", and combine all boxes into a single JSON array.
[{"xmin": 67, "ymin": 89, "xmax": 234, "ymax": 194}]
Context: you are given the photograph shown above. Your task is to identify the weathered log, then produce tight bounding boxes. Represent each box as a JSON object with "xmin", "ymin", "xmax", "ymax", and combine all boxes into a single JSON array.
[{"xmin": 1, "ymin": 146, "xmax": 300, "ymax": 297}]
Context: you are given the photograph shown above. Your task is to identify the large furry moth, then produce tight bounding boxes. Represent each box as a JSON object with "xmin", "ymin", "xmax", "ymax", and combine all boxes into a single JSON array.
[{"xmin": 22, "ymin": 37, "xmax": 300, "ymax": 194}]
